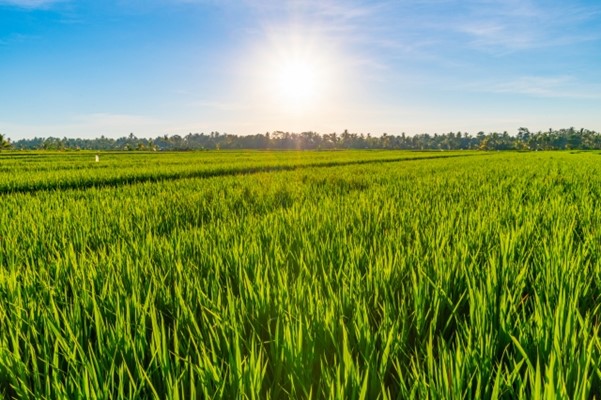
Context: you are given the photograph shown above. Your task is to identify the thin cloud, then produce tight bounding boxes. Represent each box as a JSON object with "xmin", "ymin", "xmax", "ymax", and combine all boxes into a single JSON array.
[
  {"xmin": 71, "ymin": 113, "xmax": 163, "ymax": 128},
  {"xmin": 1, "ymin": 113, "xmax": 167, "ymax": 139},
  {"xmin": 242, "ymin": 0, "xmax": 393, "ymax": 40},
  {"xmin": 456, "ymin": 0, "xmax": 601, "ymax": 54},
  {"xmin": 0, "ymin": 33, "xmax": 38, "ymax": 45},
  {"xmin": 0, "ymin": 0, "xmax": 65, "ymax": 8},
  {"xmin": 494, "ymin": 76, "xmax": 574, "ymax": 96},
  {"xmin": 468, "ymin": 75, "xmax": 601, "ymax": 99}
]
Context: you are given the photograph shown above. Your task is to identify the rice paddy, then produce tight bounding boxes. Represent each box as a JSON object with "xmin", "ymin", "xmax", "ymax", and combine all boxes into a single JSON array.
[{"xmin": 0, "ymin": 150, "xmax": 600, "ymax": 399}]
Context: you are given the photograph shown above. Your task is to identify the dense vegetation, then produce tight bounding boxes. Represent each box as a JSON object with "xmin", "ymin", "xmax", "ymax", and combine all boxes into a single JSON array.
[
  {"xmin": 0, "ymin": 150, "xmax": 600, "ymax": 398},
  {"xmin": 5, "ymin": 126, "xmax": 601, "ymax": 151}
]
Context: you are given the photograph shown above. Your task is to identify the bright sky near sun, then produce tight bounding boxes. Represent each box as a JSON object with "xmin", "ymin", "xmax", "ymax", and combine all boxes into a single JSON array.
[{"xmin": 1, "ymin": 0, "xmax": 600, "ymax": 139}]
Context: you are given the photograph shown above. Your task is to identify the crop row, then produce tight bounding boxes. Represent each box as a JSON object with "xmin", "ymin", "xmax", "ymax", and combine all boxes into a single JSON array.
[
  {"xmin": 0, "ymin": 151, "xmax": 471, "ymax": 194},
  {"xmin": 0, "ymin": 151, "xmax": 600, "ymax": 398}
]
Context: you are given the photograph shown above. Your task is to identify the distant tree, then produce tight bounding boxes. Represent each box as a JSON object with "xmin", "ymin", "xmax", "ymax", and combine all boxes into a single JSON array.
[
  {"xmin": 0, "ymin": 133, "xmax": 11, "ymax": 150},
  {"xmin": 6, "ymin": 127, "xmax": 601, "ymax": 151}
]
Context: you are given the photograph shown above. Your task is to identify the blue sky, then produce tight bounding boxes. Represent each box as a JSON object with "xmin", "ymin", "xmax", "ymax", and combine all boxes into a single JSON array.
[{"xmin": 1, "ymin": 0, "xmax": 600, "ymax": 139}]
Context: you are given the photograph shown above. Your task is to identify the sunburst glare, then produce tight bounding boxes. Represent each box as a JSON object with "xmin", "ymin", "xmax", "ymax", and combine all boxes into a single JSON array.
[
  {"xmin": 274, "ymin": 57, "xmax": 322, "ymax": 113},
  {"xmin": 251, "ymin": 28, "xmax": 338, "ymax": 119}
]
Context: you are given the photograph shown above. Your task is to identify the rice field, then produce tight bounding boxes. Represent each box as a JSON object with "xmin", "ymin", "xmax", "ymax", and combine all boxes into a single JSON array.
[{"xmin": 0, "ymin": 150, "xmax": 600, "ymax": 399}]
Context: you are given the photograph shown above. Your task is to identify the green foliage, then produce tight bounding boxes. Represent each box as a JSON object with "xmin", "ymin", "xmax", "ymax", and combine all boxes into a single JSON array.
[
  {"xmin": 0, "ymin": 133, "xmax": 11, "ymax": 151},
  {"xmin": 9, "ymin": 126, "xmax": 601, "ymax": 151},
  {"xmin": 0, "ymin": 150, "xmax": 600, "ymax": 398}
]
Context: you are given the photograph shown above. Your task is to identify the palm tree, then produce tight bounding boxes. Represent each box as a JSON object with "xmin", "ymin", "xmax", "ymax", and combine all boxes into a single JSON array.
[{"xmin": 0, "ymin": 133, "xmax": 11, "ymax": 151}]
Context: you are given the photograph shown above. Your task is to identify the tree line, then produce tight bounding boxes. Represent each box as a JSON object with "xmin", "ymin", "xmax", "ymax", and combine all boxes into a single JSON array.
[{"xmin": 3, "ymin": 127, "xmax": 601, "ymax": 151}]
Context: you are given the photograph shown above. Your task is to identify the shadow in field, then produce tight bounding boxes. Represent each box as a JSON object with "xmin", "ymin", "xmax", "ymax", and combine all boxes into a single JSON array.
[{"xmin": 0, "ymin": 153, "xmax": 479, "ymax": 195}]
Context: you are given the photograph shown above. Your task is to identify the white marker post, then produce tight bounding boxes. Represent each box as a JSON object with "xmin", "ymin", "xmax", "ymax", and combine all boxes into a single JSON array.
[{"xmin": 95, "ymin": 154, "xmax": 99, "ymax": 162}]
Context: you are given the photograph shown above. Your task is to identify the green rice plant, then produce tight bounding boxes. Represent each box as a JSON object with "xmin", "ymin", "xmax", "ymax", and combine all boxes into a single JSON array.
[{"xmin": 0, "ymin": 150, "xmax": 600, "ymax": 398}]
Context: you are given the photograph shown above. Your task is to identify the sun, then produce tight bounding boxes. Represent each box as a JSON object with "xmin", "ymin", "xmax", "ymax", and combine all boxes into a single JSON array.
[
  {"xmin": 245, "ymin": 28, "xmax": 344, "ymax": 120},
  {"xmin": 274, "ymin": 58, "xmax": 322, "ymax": 114}
]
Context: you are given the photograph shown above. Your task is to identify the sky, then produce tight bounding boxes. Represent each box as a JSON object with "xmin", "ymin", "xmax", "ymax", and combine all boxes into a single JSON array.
[{"xmin": 1, "ymin": 0, "xmax": 600, "ymax": 140}]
